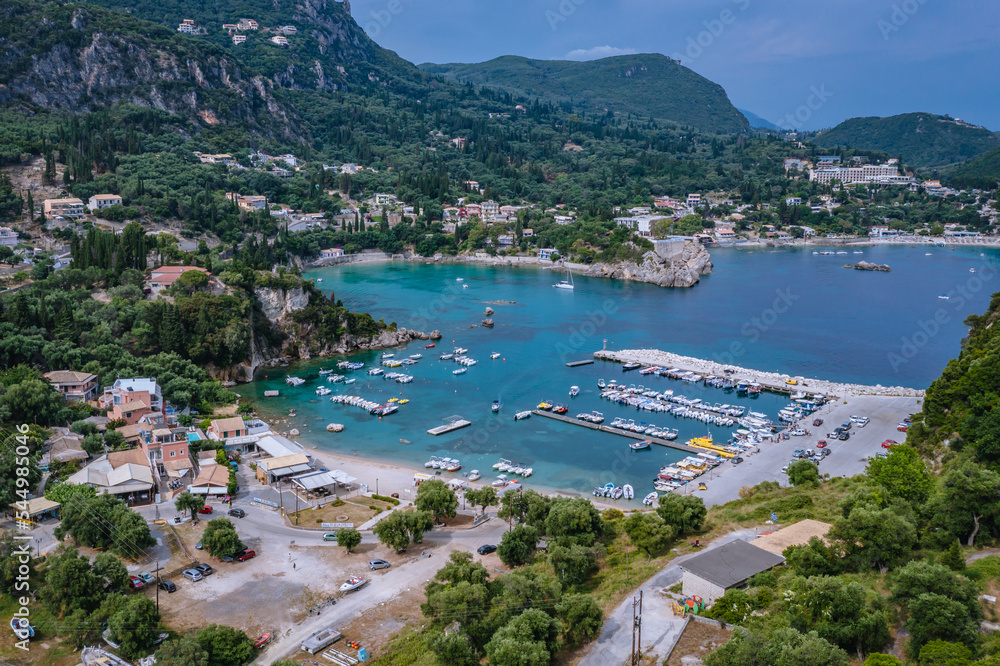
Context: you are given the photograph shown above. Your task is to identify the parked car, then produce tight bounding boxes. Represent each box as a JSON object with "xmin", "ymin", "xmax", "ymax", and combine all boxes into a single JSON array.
[
  {"xmin": 838, "ymin": 431, "xmax": 851, "ymax": 441},
  {"xmin": 195, "ymin": 540, "xmax": 203, "ymax": 550},
  {"xmin": 236, "ymin": 549, "xmax": 256, "ymax": 562},
  {"xmin": 182, "ymin": 569, "xmax": 203, "ymax": 582},
  {"xmin": 816, "ymin": 440, "xmax": 827, "ymax": 448},
  {"xmin": 731, "ymin": 456, "xmax": 743, "ymax": 465},
  {"xmin": 194, "ymin": 563, "xmax": 214, "ymax": 576},
  {"xmin": 477, "ymin": 544, "xmax": 497, "ymax": 555},
  {"xmin": 128, "ymin": 575, "xmax": 145, "ymax": 590},
  {"xmin": 369, "ymin": 559, "xmax": 390, "ymax": 570},
  {"xmin": 812, "ymin": 418, "xmax": 824, "ymax": 427},
  {"xmin": 228, "ymin": 508, "xmax": 246, "ymax": 518},
  {"xmin": 821, "ymin": 448, "xmax": 832, "ymax": 457},
  {"xmin": 137, "ymin": 571, "xmax": 155, "ymax": 585},
  {"xmin": 322, "ymin": 532, "xmax": 338, "ymax": 542},
  {"xmin": 158, "ymin": 580, "xmax": 176, "ymax": 593},
  {"xmin": 882, "ymin": 439, "xmax": 899, "ymax": 449},
  {"xmin": 198, "ymin": 505, "xmax": 213, "ymax": 515},
  {"xmin": 897, "ymin": 423, "xmax": 909, "ymax": 432}
]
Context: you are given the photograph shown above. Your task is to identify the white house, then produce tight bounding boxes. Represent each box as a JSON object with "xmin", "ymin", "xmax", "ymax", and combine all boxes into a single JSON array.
[
  {"xmin": 88, "ymin": 194, "xmax": 123, "ymax": 211},
  {"xmin": 0, "ymin": 227, "xmax": 18, "ymax": 247},
  {"xmin": 538, "ymin": 248, "xmax": 558, "ymax": 260}
]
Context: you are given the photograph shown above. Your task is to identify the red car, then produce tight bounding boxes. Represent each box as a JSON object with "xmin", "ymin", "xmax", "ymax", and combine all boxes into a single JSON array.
[
  {"xmin": 816, "ymin": 440, "xmax": 827, "ymax": 448},
  {"xmin": 236, "ymin": 549, "xmax": 256, "ymax": 562},
  {"xmin": 199, "ymin": 505, "xmax": 213, "ymax": 514},
  {"xmin": 882, "ymin": 439, "xmax": 899, "ymax": 448},
  {"xmin": 128, "ymin": 575, "xmax": 145, "ymax": 590},
  {"xmin": 896, "ymin": 424, "xmax": 909, "ymax": 432},
  {"xmin": 813, "ymin": 418, "xmax": 824, "ymax": 427}
]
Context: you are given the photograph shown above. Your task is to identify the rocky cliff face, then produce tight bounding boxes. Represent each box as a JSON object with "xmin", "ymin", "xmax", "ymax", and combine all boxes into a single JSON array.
[
  {"xmin": 222, "ymin": 284, "xmax": 439, "ymax": 382},
  {"xmin": 584, "ymin": 240, "xmax": 713, "ymax": 288}
]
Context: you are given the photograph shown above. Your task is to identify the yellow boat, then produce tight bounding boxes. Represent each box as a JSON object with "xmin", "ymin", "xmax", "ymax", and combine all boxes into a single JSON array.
[{"xmin": 398, "ymin": 399, "xmax": 409, "ymax": 404}]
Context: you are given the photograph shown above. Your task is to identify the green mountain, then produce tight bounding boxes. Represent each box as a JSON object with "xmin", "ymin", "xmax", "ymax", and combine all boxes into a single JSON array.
[
  {"xmin": 419, "ymin": 54, "xmax": 750, "ymax": 135},
  {"xmin": 949, "ymin": 145, "xmax": 1000, "ymax": 189},
  {"xmin": 810, "ymin": 113, "xmax": 1000, "ymax": 168}
]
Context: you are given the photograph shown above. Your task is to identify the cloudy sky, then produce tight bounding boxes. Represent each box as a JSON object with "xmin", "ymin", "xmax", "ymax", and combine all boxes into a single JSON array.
[{"xmin": 349, "ymin": 0, "xmax": 1000, "ymax": 130}]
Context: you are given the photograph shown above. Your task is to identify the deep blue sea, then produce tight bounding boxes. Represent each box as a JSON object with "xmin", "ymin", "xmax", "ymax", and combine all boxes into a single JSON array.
[{"xmin": 238, "ymin": 244, "xmax": 1000, "ymax": 495}]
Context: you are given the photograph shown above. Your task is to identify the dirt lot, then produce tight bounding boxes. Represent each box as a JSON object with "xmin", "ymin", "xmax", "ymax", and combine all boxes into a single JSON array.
[
  {"xmin": 665, "ymin": 618, "xmax": 732, "ymax": 666},
  {"xmin": 152, "ymin": 533, "xmax": 411, "ymax": 640}
]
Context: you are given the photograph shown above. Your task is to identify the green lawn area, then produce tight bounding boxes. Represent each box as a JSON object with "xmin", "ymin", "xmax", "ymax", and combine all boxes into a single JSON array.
[{"xmin": 290, "ymin": 497, "xmax": 395, "ymax": 528}]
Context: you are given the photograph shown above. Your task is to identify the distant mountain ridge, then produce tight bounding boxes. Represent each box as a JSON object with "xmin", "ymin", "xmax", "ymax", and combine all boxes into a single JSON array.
[
  {"xmin": 738, "ymin": 108, "xmax": 781, "ymax": 131},
  {"xmin": 810, "ymin": 112, "xmax": 1000, "ymax": 168},
  {"xmin": 419, "ymin": 54, "xmax": 750, "ymax": 135}
]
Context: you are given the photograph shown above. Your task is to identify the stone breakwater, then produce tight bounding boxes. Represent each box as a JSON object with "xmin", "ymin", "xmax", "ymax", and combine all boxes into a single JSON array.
[
  {"xmin": 845, "ymin": 261, "xmax": 891, "ymax": 272},
  {"xmin": 594, "ymin": 349, "xmax": 926, "ymax": 398}
]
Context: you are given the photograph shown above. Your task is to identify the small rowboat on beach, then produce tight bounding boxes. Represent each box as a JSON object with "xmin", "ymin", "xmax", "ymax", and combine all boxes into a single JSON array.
[{"xmin": 254, "ymin": 633, "xmax": 272, "ymax": 649}]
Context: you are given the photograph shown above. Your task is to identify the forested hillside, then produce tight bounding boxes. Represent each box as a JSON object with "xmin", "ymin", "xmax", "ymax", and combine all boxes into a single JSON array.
[
  {"xmin": 811, "ymin": 113, "xmax": 1000, "ymax": 168},
  {"xmin": 420, "ymin": 54, "xmax": 751, "ymax": 135}
]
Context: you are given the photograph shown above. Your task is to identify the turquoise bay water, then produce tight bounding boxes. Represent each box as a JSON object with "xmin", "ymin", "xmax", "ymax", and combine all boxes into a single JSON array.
[{"xmin": 239, "ymin": 244, "xmax": 1000, "ymax": 495}]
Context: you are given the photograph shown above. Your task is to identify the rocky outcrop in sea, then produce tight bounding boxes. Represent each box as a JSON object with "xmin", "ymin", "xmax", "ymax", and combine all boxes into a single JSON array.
[
  {"xmin": 845, "ymin": 261, "xmax": 891, "ymax": 272},
  {"xmin": 583, "ymin": 240, "xmax": 713, "ymax": 288}
]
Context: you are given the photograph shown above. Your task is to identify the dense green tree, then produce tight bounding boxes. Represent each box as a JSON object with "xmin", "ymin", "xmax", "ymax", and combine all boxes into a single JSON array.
[
  {"xmin": 555, "ymin": 594, "xmax": 603, "ymax": 646},
  {"xmin": 830, "ymin": 506, "xmax": 916, "ymax": 572},
  {"xmin": 91, "ymin": 552, "xmax": 130, "ymax": 591},
  {"xmin": 863, "ymin": 655, "xmax": 903, "ymax": 666},
  {"xmin": 656, "ymin": 494, "xmax": 707, "ymax": 535},
  {"xmin": 544, "ymin": 497, "xmax": 603, "ymax": 545},
  {"xmin": 108, "ymin": 596, "xmax": 161, "ymax": 659},
  {"xmin": 201, "ymin": 518, "xmax": 243, "ymax": 559},
  {"xmin": 787, "ymin": 460, "xmax": 821, "ymax": 487},
  {"xmin": 336, "ymin": 528, "xmax": 361, "ymax": 553},
  {"xmin": 497, "ymin": 525, "xmax": 538, "ymax": 567},
  {"xmin": 415, "ymin": 479, "xmax": 458, "ymax": 523},
  {"xmin": 154, "ymin": 635, "xmax": 210, "ymax": 666},
  {"xmin": 784, "ymin": 536, "xmax": 844, "ymax": 577},
  {"xmin": 941, "ymin": 540, "xmax": 967, "ymax": 571},
  {"xmin": 0, "ymin": 531, "xmax": 37, "ymax": 596},
  {"xmin": 426, "ymin": 631, "xmax": 479, "ymax": 666},
  {"xmin": 783, "ymin": 576, "xmax": 890, "ymax": 655},
  {"xmin": 0, "ymin": 377, "xmax": 64, "ymax": 425},
  {"xmin": 486, "ymin": 609, "xmax": 561, "ymax": 666},
  {"xmin": 918, "ymin": 640, "xmax": 974, "ymax": 666},
  {"xmin": 906, "ymin": 594, "xmax": 981, "ymax": 658},
  {"xmin": 465, "ymin": 486, "xmax": 498, "ymax": 515},
  {"xmin": 623, "ymin": 512, "xmax": 674, "ymax": 555},
  {"xmin": 0, "ymin": 443, "xmax": 42, "ymax": 512},
  {"xmin": 195, "ymin": 624, "xmax": 255, "ymax": 666},
  {"xmin": 373, "ymin": 512, "xmax": 411, "ymax": 552},
  {"xmin": 175, "ymin": 491, "xmax": 204, "ymax": 517},
  {"xmin": 548, "ymin": 543, "xmax": 599, "ymax": 585},
  {"xmin": 705, "ymin": 625, "xmax": 850, "ymax": 666},
  {"xmin": 55, "ymin": 493, "xmax": 155, "ymax": 558},
  {"xmin": 931, "ymin": 459, "xmax": 1000, "ymax": 546},
  {"xmin": 865, "ymin": 445, "xmax": 934, "ymax": 504}
]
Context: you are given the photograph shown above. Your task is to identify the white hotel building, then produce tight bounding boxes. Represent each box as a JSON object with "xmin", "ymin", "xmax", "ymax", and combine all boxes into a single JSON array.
[{"xmin": 809, "ymin": 163, "xmax": 915, "ymax": 186}]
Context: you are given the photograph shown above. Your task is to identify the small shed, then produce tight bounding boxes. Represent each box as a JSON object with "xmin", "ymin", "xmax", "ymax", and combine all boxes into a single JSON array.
[{"xmin": 679, "ymin": 539, "xmax": 785, "ymax": 606}]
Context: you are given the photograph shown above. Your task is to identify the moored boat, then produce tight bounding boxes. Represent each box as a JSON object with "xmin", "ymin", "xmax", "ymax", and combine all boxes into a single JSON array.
[
  {"xmin": 643, "ymin": 491, "xmax": 658, "ymax": 506},
  {"xmin": 569, "ymin": 385, "xmax": 580, "ymax": 396},
  {"xmin": 514, "ymin": 411, "xmax": 532, "ymax": 420},
  {"xmin": 492, "ymin": 400, "xmax": 500, "ymax": 412},
  {"xmin": 623, "ymin": 484, "xmax": 635, "ymax": 500},
  {"xmin": 340, "ymin": 577, "xmax": 368, "ymax": 593},
  {"xmin": 629, "ymin": 440, "xmax": 651, "ymax": 451}
]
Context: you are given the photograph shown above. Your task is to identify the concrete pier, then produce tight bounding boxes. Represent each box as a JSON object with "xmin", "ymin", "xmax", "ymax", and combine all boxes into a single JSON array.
[{"xmin": 531, "ymin": 410, "xmax": 699, "ymax": 453}]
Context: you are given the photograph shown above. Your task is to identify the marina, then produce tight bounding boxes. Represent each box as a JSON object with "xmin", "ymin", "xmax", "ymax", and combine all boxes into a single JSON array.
[{"xmin": 530, "ymin": 409, "xmax": 700, "ymax": 453}]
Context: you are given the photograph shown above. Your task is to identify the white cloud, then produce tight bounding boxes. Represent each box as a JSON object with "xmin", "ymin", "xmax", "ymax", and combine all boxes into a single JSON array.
[{"xmin": 564, "ymin": 45, "xmax": 637, "ymax": 61}]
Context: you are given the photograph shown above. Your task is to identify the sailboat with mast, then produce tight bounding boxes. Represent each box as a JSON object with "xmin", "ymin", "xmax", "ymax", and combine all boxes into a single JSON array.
[{"xmin": 553, "ymin": 267, "xmax": 575, "ymax": 290}]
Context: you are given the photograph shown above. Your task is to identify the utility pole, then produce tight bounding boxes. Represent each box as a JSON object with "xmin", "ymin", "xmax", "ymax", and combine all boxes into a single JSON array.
[
  {"xmin": 630, "ymin": 591, "xmax": 643, "ymax": 665},
  {"xmin": 155, "ymin": 559, "xmax": 159, "ymax": 612}
]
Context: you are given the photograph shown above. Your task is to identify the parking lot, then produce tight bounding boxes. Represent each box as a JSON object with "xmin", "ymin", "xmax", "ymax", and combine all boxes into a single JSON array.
[{"xmin": 694, "ymin": 394, "xmax": 923, "ymax": 507}]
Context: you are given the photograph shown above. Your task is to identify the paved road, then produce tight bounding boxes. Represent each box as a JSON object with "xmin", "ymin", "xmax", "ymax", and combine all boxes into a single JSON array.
[{"xmin": 579, "ymin": 529, "xmax": 759, "ymax": 666}]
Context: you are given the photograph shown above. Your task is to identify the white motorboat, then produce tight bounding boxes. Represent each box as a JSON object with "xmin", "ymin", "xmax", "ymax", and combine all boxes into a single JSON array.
[
  {"xmin": 285, "ymin": 376, "xmax": 305, "ymax": 386},
  {"xmin": 410, "ymin": 354, "xmax": 422, "ymax": 359},
  {"xmin": 340, "ymin": 577, "xmax": 368, "ymax": 593},
  {"xmin": 463, "ymin": 284, "xmax": 469, "ymax": 289},
  {"xmin": 368, "ymin": 367, "xmax": 384, "ymax": 376},
  {"xmin": 382, "ymin": 353, "xmax": 394, "ymax": 359},
  {"xmin": 643, "ymin": 492, "xmax": 658, "ymax": 506},
  {"xmin": 344, "ymin": 378, "xmax": 356, "ymax": 384},
  {"xmin": 315, "ymin": 386, "xmax": 332, "ymax": 396},
  {"xmin": 622, "ymin": 484, "xmax": 635, "ymax": 500},
  {"xmin": 318, "ymin": 369, "xmax": 334, "ymax": 376},
  {"xmin": 456, "ymin": 278, "xmax": 464, "ymax": 282},
  {"xmin": 453, "ymin": 368, "xmax": 467, "ymax": 375},
  {"xmin": 491, "ymin": 352, "xmax": 501, "ymax": 359},
  {"xmin": 514, "ymin": 411, "xmax": 532, "ymax": 420},
  {"xmin": 569, "ymin": 386, "xmax": 580, "ymax": 397},
  {"xmin": 468, "ymin": 470, "xmax": 481, "ymax": 481}
]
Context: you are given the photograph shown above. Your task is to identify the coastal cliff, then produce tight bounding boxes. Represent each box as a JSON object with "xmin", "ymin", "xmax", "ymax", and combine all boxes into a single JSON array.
[
  {"xmin": 216, "ymin": 283, "xmax": 439, "ymax": 382},
  {"xmin": 583, "ymin": 239, "xmax": 713, "ymax": 288}
]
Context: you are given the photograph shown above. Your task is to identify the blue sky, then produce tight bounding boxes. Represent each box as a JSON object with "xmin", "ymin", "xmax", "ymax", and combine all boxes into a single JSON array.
[{"xmin": 349, "ymin": 0, "xmax": 1000, "ymax": 131}]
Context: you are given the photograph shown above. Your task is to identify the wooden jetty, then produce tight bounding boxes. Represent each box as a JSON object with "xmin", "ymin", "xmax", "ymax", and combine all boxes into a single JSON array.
[
  {"xmin": 427, "ymin": 419, "xmax": 472, "ymax": 436},
  {"xmin": 565, "ymin": 360, "xmax": 595, "ymax": 367},
  {"xmin": 531, "ymin": 410, "xmax": 698, "ymax": 453}
]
